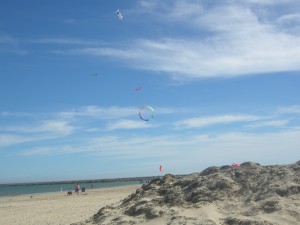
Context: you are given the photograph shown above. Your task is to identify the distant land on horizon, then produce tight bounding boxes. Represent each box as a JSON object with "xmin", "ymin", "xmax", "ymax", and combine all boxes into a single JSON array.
[{"xmin": 0, "ymin": 174, "xmax": 188, "ymax": 187}]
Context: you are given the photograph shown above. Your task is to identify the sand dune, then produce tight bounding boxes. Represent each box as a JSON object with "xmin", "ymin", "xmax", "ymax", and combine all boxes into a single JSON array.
[{"xmin": 74, "ymin": 161, "xmax": 300, "ymax": 225}]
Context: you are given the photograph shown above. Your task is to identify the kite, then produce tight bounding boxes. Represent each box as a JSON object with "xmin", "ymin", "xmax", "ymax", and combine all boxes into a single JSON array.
[
  {"xmin": 135, "ymin": 86, "xmax": 143, "ymax": 91},
  {"xmin": 232, "ymin": 163, "xmax": 240, "ymax": 168},
  {"xmin": 91, "ymin": 73, "xmax": 98, "ymax": 77},
  {"xmin": 115, "ymin": 9, "xmax": 123, "ymax": 20},
  {"xmin": 159, "ymin": 165, "xmax": 163, "ymax": 172},
  {"xmin": 138, "ymin": 106, "xmax": 154, "ymax": 121}
]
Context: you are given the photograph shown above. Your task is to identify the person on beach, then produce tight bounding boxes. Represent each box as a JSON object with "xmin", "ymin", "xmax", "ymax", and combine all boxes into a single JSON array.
[{"xmin": 75, "ymin": 183, "xmax": 80, "ymax": 194}]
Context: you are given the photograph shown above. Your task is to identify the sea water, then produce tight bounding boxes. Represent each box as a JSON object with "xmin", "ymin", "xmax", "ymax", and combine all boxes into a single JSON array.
[{"xmin": 0, "ymin": 180, "xmax": 141, "ymax": 197}]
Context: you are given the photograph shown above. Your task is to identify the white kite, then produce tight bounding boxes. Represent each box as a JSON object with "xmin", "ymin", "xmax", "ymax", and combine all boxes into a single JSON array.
[{"xmin": 115, "ymin": 9, "xmax": 123, "ymax": 20}]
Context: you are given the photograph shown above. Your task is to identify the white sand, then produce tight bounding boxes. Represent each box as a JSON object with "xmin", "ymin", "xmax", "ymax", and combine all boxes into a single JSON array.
[{"xmin": 0, "ymin": 184, "xmax": 140, "ymax": 225}]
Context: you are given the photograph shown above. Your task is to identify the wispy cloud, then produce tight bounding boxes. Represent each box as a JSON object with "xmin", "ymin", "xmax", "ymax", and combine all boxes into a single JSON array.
[
  {"xmin": 0, "ymin": 134, "xmax": 34, "ymax": 147},
  {"xmin": 37, "ymin": 120, "xmax": 75, "ymax": 135},
  {"xmin": 0, "ymin": 132, "xmax": 71, "ymax": 148},
  {"xmin": 2, "ymin": 120, "xmax": 75, "ymax": 135},
  {"xmin": 21, "ymin": 146, "xmax": 75, "ymax": 156},
  {"xmin": 0, "ymin": 112, "xmax": 38, "ymax": 117},
  {"xmin": 277, "ymin": 13, "xmax": 300, "ymax": 24},
  {"xmin": 53, "ymin": 0, "xmax": 300, "ymax": 79},
  {"xmin": 0, "ymin": 120, "xmax": 76, "ymax": 148},
  {"xmin": 247, "ymin": 120, "xmax": 289, "ymax": 128},
  {"xmin": 57, "ymin": 106, "xmax": 138, "ymax": 119},
  {"xmin": 21, "ymin": 127, "xmax": 300, "ymax": 168},
  {"xmin": 0, "ymin": 34, "xmax": 18, "ymax": 44},
  {"xmin": 21, "ymin": 135, "xmax": 181, "ymax": 157},
  {"xmin": 277, "ymin": 105, "xmax": 300, "ymax": 114},
  {"xmin": 1, "ymin": 105, "xmax": 298, "ymax": 149},
  {"xmin": 0, "ymin": 34, "xmax": 27, "ymax": 55},
  {"xmin": 106, "ymin": 119, "xmax": 156, "ymax": 130},
  {"xmin": 174, "ymin": 114, "xmax": 261, "ymax": 129},
  {"xmin": 64, "ymin": 19, "xmax": 76, "ymax": 24},
  {"xmin": 1, "ymin": 106, "xmax": 177, "ymax": 122},
  {"xmin": 242, "ymin": 0, "xmax": 298, "ymax": 5},
  {"xmin": 57, "ymin": 105, "xmax": 177, "ymax": 119},
  {"xmin": 30, "ymin": 38, "xmax": 103, "ymax": 45}
]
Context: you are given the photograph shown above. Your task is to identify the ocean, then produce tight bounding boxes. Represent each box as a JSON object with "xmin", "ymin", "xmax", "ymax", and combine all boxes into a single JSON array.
[{"xmin": 0, "ymin": 180, "xmax": 141, "ymax": 197}]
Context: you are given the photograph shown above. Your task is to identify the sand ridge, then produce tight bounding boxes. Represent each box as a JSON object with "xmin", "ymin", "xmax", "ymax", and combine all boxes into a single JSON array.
[{"xmin": 74, "ymin": 161, "xmax": 300, "ymax": 225}]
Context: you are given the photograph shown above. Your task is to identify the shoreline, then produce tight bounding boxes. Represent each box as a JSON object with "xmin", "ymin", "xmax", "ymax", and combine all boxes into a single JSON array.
[
  {"xmin": 0, "ymin": 179, "xmax": 149, "ymax": 197},
  {"xmin": 0, "ymin": 183, "xmax": 140, "ymax": 196},
  {"xmin": 0, "ymin": 175, "xmax": 166, "ymax": 187},
  {"xmin": 0, "ymin": 184, "xmax": 142, "ymax": 200},
  {"xmin": 0, "ymin": 184, "xmax": 140, "ymax": 197},
  {"xmin": 0, "ymin": 175, "xmax": 187, "ymax": 197}
]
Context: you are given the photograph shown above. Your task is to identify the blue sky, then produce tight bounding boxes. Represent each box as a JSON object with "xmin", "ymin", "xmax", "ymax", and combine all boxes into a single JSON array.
[{"xmin": 0, "ymin": 0, "xmax": 300, "ymax": 184}]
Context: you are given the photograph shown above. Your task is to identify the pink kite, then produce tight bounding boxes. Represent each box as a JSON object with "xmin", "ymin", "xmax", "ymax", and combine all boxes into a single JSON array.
[
  {"xmin": 232, "ymin": 163, "xmax": 240, "ymax": 168},
  {"xmin": 135, "ymin": 86, "xmax": 143, "ymax": 91},
  {"xmin": 159, "ymin": 165, "xmax": 163, "ymax": 172}
]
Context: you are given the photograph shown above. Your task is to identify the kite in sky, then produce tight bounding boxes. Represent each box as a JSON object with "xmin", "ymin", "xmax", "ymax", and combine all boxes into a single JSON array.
[
  {"xmin": 135, "ymin": 86, "xmax": 143, "ymax": 91},
  {"xmin": 159, "ymin": 165, "xmax": 163, "ymax": 172},
  {"xmin": 138, "ymin": 106, "xmax": 154, "ymax": 121},
  {"xmin": 232, "ymin": 163, "xmax": 240, "ymax": 168},
  {"xmin": 91, "ymin": 73, "xmax": 98, "ymax": 77},
  {"xmin": 115, "ymin": 9, "xmax": 123, "ymax": 20}
]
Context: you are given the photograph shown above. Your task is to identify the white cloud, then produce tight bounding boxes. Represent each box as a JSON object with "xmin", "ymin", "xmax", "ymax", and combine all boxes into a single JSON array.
[
  {"xmin": 0, "ymin": 120, "xmax": 76, "ymax": 147},
  {"xmin": 277, "ymin": 105, "xmax": 300, "ymax": 114},
  {"xmin": 84, "ymin": 128, "xmax": 101, "ymax": 132},
  {"xmin": 276, "ymin": 13, "xmax": 300, "ymax": 34},
  {"xmin": 20, "ymin": 128, "xmax": 300, "ymax": 170},
  {"xmin": 58, "ymin": 105, "xmax": 176, "ymax": 119},
  {"xmin": 64, "ymin": 19, "xmax": 76, "ymax": 24},
  {"xmin": 58, "ymin": 106, "xmax": 137, "ymax": 119},
  {"xmin": 2, "ymin": 120, "xmax": 75, "ymax": 135},
  {"xmin": 0, "ymin": 34, "xmax": 18, "ymax": 44},
  {"xmin": 39, "ymin": 120, "xmax": 75, "ymax": 135},
  {"xmin": 2, "ymin": 105, "xmax": 298, "ymax": 151},
  {"xmin": 166, "ymin": 1, "xmax": 204, "ymax": 20},
  {"xmin": 247, "ymin": 120, "xmax": 289, "ymax": 128},
  {"xmin": 0, "ymin": 112, "xmax": 36, "ymax": 117},
  {"xmin": 106, "ymin": 119, "xmax": 155, "ymax": 130},
  {"xmin": 0, "ymin": 135, "xmax": 33, "ymax": 147},
  {"xmin": 1, "ymin": 106, "xmax": 177, "ymax": 120},
  {"xmin": 241, "ymin": 0, "xmax": 297, "ymax": 5},
  {"xmin": 30, "ymin": 38, "xmax": 102, "ymax": 45},
  {"xmin": 174, "ymin": 114, "xmax": 261, "ymax": 129},
  {"xmin": 0, "ymin": 131, "xmax": 71, "ymax": 148},
  {"xmin": 21, "ymin": 146, "xmax": 74, "ymax": 156},
  {"xmin": 57, "ymin": 1, "xmax": 300, "ymax": 79},
  {"xmin": 0, "ymin": 34, "xmax": 27, "ymax": 55},
  {"xmin": 139, "ymin": 0, "xmax": 157, "ymax": 9},
  {"xmin": 277, "ymin": 13, "xmax": 300, "ymax": 24}
]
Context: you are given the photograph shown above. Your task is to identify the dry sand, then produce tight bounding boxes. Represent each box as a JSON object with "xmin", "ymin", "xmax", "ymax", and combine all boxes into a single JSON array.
[{"xmin": 0, "ymin": 184, "xmax": 140, "ymax": 225}]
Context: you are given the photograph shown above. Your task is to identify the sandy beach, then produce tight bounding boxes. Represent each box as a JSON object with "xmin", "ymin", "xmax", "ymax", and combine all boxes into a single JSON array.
[
  {"xmin": 1, "ymin": 161, "xmax": 299, "ymax": 225},
  {"xmin": 0, "ymin": 184, "xmax": 140, "ymax": 225}
]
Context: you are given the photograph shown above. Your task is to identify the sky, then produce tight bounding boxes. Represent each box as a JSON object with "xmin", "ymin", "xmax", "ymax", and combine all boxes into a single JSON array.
[{"xmin": 0, "ymin": 0, "xmax": 300, "ymax": 184}]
